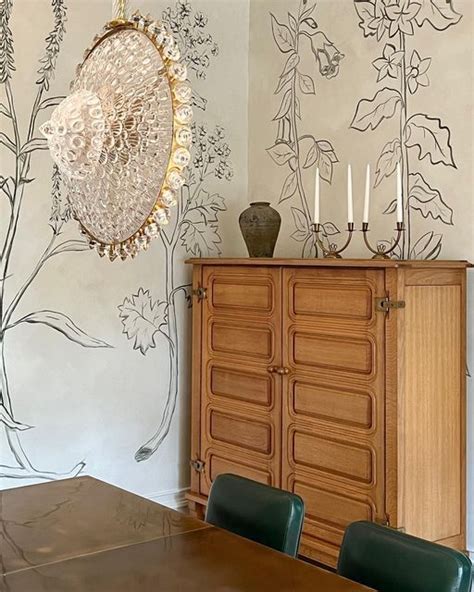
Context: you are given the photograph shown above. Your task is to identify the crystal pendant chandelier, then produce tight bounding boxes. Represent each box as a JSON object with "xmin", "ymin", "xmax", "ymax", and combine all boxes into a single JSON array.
[{"xmin": 40, "ymin": 1, "xmax": 192, "ymax": 261}]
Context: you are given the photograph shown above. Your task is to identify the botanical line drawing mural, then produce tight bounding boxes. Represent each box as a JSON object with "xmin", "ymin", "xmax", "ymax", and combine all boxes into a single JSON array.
[
  {"xmin": 352, "ymin": 0, "xmax": 461, "ymax": 259},
  {"xmin": 0, "ymin": 0, "xmax": 111, "ymax": 482},
  {"xmin": 267, "ymin": 0, "xmax": 344, "ymax": 257},
  {"xmin": 118, "ymin": 0, "xmax": 233, "ymax": 462}
]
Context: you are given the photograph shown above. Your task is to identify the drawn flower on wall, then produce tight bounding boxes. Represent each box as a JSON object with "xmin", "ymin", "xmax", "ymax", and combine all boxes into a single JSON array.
[
  {"xmin": 0, "ymin": 0, "xmax": 112, "ymax": 482},
  {"xmin": 406, "ymin": 50, "xmax": 431, "ymax": 93},
  {"xmin": 352, "ymin": 0, "xmax": 461, "ymax": 259},
  {"xmin": 385, "ymin": 0, "xmax": 421, "ymax": 36},
  {"xmin": 118, "ymin": 0, "xmax": 232, "ymax": 463},
  {"xmin": 372, "ymin": 43, "xmax": 404, "ymax": 80},
  {"xmin": 312, "ymin": 32, "xmax": 344, "ymax": 79},
  {"xmin": 268, "ymin": 1, "xmax": 343, "ymax": 258}
]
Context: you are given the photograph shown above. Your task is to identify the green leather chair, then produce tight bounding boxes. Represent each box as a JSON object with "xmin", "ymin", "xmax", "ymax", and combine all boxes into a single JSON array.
[
  {"xmin": 205, "ymin": 473, "xmax": 304, "ymax": 557},
  {"xmin": 337, "ymin": 521, "xmax": 472, "ymax": 592}
]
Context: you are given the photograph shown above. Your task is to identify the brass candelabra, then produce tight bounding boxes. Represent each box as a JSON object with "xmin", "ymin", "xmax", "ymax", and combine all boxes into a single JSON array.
[
  {"xmin": 362, "ymin": 221, "xmax": 405, "ymax": 260},
  {"xmin": 311, "ymin": 222, "xmax": 354, "ymax": 259}
]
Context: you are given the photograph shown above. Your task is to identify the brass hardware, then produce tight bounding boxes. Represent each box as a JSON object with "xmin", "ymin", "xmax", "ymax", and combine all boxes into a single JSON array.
[
  {"xmin": 311, "ymin": 222, "xmax": 354, "ymax": 259},
  {"xmin": 192, "ymin": 287, "xmax": 207, "ymax": 301},
  {"xmin": 375, "ymin": 297, "xmax": 406, "ymax": 313},
  {"xmin": 362, "ymin": 221, "xmax": 405, "ymax": 259},
  {"xmin": 375, "ymin": 514, "xmax": 405, "ymax": 532},
  {"xmin": 267, "ymin": 366, "xmax": 289, "ymax": 375},
  {"xmin": 190, "ymin": 459, "xmax": 205, "ymax": 473}
]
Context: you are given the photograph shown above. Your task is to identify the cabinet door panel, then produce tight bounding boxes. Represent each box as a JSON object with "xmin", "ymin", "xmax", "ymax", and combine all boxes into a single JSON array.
[
  {"xmin": 282, "ymin": 267, "xmax": 386, "ymax": 567},
  {"xmin": 199, "ymin": 266, "xmax": 282, "ymax": 496}
]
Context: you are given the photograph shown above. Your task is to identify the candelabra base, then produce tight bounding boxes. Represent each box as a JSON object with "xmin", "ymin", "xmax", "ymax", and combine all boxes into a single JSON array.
[
  {"xmin": 311, "ymin": 223, "xmax": 354, "ymax": 259},
  {"xmin": 362, "ymin": 222, "xmax": 404, "ymax": 260}
]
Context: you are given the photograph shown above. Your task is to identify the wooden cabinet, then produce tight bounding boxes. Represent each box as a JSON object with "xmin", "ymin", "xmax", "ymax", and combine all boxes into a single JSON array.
[{"xmin": 186, "ymin": 259, "xmax": 470, "ymax": 568}]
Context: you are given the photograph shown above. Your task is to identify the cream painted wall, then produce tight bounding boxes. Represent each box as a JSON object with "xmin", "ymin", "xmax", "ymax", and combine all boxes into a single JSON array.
[
  {"xmin": 2, "ymin": 0, "xmax": 473, "ymax": 555},
  {"xmin": 0, "ymin": 0, "xmax": 249, "ymax": 502}
]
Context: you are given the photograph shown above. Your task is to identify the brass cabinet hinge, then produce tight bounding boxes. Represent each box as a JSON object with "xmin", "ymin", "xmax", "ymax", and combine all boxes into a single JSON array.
[
  {"xmin": 190, "ymin": 458, "xmax": 205, "ymax": 473},
  {"xmin": 375, "ymin": 515, "xmax": 390, "ymax": 527},
  {"xmin": 192, "ymin": 287, "xmax": 207, "ymax": 302},
  {"xmin": 375, "ymin": 514, "xmax": 405, "ymax": 532},
  {"xmin": 375, "ymin": 297, "xmax": 405, "ymax": 313}
]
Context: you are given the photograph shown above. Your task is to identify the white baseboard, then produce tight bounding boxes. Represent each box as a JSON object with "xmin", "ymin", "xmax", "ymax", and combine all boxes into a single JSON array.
[{"xmin": 145, "ymin": 487, "xmax": 189, "ymax": 510}]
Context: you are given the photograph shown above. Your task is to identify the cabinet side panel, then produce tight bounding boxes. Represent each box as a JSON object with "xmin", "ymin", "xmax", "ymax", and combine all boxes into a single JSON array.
[{"xmin": 403, "ymin": 282, "xmax": 463, "ymax": 543}]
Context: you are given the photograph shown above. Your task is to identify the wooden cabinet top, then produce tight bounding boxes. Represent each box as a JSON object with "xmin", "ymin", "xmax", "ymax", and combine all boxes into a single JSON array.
[{"xmin": 186, "ymin": 257, "xmax": 472, "ymax": 269}]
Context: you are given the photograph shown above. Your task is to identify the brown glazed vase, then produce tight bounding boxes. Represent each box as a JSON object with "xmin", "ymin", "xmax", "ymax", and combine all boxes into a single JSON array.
[{"xmin": 239, "ymin": 201, "xmax": 281, "ymax": 258}]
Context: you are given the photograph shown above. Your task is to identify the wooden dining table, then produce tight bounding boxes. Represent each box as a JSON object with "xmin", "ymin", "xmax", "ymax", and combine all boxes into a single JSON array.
[{"xmin": 0, "ymin": 476, "xmax": 373, "ymax": 591}]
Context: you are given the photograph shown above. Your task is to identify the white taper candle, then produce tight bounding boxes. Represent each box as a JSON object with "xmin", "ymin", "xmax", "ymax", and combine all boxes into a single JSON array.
[
  {"xmin": 347, "ymin": 164, "xmax": 353, "ymax": 224},
  {"xmin": 396, "ymin": 162, "xmax": 403, "ymax": 223},
  {"xmin": 363, "ymin": 164, "xmax": 371, "ymax": 224},
  {"xmin": 314, "ymin": 167, "xmax": 320, "ymax": 224}
]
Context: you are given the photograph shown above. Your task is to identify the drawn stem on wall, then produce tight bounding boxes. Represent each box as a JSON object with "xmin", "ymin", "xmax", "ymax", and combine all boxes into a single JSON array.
[
  {"xmin": 352, "ymin": 0, "xmax": 461, "ymax": 259},
  {"xmin": 119, "ymin": 0, "xmax": 232, "ymax": 462},
  {"xmin": 268, "ymin": 0, "xmax": 344, "ymax": 257},
  {"xmin": 0, "ymin": 0, "xmax": 112, "ymax": 482}
]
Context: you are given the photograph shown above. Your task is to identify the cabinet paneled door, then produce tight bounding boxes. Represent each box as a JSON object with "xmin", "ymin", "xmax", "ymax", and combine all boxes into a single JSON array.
[{"xmin": 186, "ymin": 259, "xmax": 470, "ymax": 567}]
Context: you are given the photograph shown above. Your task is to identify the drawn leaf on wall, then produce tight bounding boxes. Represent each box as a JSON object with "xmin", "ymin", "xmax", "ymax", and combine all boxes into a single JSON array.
[
  {"xmin": 303, "ymin": 139, "xmax": 338, "ymax": 176},
  {"xmin": 49, "ymin": 239, "xmax": 90, "ymax": 257},
  {"xmin": 408, "ymin": 172, "xmax": 453, "ymax": 225},
  {"xmin": 20, "ymin": 137, "xmax": 48, "ymax": 155},
  {"xmin": 0, "ymin": 103, "xmax": 11, "ymax": 118},
  {"xmin": 318, "ymin": 140, "xmax": 338, "ymax": 164},
  {"xmin": 0, "ymin": 404, "xmax": 33, "ymax": 431},
  {"xmin": 298, "ymin": 72, "xmax": 315, "ymax": 95},
  {"xmin": 181, "ymin": 220, "xmax": 222, "ymax": 256},
  {"xmin": 118, "ymin": 289, "xmax": 168, "ymax": 356},
  {"xmin": 354, "ymin": 0, "xmax": 376, "ymax": 37},
  {"xmin": 275, "ymin": 68, "xmax": 295, "ymax": 94},
  {"xmin": 279, "ymin": 171, "xmax": 298, "ymax": 203},
  {"xmin": 319, "ymin": 151, "xmax": 334, "ymax": 183},
  {"xmin": 351, "ymin": 88, "xmax": 402, "ymax": 131},
  {"xmin": 192, "ymin": 188, "xmax": 226, "ymax": 223},
  {"xmin": 383, "ymin": 199, "xmax": 397, "ymax": 215},
  {"xmin": 321, "ymin": 221, "xmax": 340, "ymax": 236},
  {"xmin": 415, "ymin": 0, "xmax": 462, "ymax": 30},
  {"xmin": 281, "ymin": 51, "xmax": 300, "ymax": 77},
  {"xmin": 13, "ymin": 310, "xmax": 112, "ymax": 348},
  {"xmin": 303, "ymin": 139, "xmax": 319, "ymax": 169},
  {"xmin": 410, "ymin": 231, "xmax": 443, "ymax": 260},
  {"xmin": 267, "ymin": 142, "xmax": 296, "ymax": 166},
  {"xmin": 270, "ymin": 13, "xmax": 294, "ymax": 53},
  {"xmin": 0, "ymin": 132, "xmax": 16, "ymax": 153},
  {"xmin": 301, "ymin": 16, "xmax": 318, "ymax": 32},
  {"xmin": 273, "ymin": 89, "xmax": 292, "ymax": 120},
  {"xmin": 291, "ymin": 206, "xmax": 308, "ymax": 238},
  {"xmin": 374, "ymin": 138, "xmax": 402, "ymax": 187},
  {"xmin": 39, "ymin": 95, "xmax": 65, "ymax": 110},
  {"xmin": 405, "ymin": 114, "xmax": 456, "ymax": 167},
  {"xmin": 288, "ymin": 12, "xmax": 298, "ymax": 33}
]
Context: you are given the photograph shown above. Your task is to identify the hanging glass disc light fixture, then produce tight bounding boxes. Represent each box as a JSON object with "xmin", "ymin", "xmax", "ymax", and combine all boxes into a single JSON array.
[{"xmin": 40, "ymin": 0, "xmax": 192, "ymax": 261}]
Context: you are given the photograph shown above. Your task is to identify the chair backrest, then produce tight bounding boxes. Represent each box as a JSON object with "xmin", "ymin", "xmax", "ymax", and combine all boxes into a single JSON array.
[
  {"xmin": 205, "ymin": 473, "xmax": 304, "ymax": 557},
  {"xmin": 337, "ymin": 521, "xmax": 472, "ymax": 592}
]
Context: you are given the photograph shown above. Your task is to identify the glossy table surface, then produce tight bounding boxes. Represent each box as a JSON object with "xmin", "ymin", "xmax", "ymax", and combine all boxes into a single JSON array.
[{"xmin": 0, "ymin": 476, "xmax": 373, "ymax": 591}]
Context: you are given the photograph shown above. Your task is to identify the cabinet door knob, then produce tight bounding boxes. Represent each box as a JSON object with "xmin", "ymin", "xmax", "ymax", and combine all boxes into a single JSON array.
[{"xmin": 268, "ymin": 366, "xmax": 289, "ymax": 375}]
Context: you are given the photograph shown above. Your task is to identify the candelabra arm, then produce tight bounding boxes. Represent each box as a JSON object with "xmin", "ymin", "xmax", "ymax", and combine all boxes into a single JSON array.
[
  {"xmin": 362, "ymin": 222, "xmax": 404, "ymax": 260},
  {"xmin": 311, "ymin": 223, "xmax": 354, "ymax": 259}
]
